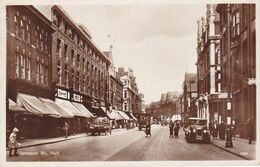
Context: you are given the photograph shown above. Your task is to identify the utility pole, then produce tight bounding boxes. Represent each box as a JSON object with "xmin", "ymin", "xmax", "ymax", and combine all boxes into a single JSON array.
[{"xmin": 225, "ymin": 4, "xmax": 233, "ymax": 148}]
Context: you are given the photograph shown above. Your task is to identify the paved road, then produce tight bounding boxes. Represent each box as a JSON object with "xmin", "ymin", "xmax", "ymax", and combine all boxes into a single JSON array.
[{"xmin": 7, "ymin": 125, "xmax": 243, "ymax": 161}]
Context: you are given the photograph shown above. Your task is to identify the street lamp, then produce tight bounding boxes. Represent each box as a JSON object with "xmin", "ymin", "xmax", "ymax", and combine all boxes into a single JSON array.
[
  {"xmin": 225, "ymin": 4, "xmax": 233, "ymax": 148},
  {"xmin": 189, "ymin": 79, "xmax": 195, "ymax": 117}
]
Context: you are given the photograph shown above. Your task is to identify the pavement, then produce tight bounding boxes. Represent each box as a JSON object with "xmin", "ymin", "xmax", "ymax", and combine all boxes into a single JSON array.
[
  {"xmin": 210, "ymin": 136, "xmax": 256, "ymax": 160},
  {"xmin": 6, "ymin": 128, "xmax": 128, "ymax": 150}
]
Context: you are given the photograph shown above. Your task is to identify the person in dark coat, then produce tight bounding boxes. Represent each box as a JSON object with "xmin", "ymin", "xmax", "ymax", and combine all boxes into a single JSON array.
[
  {"xmin": 174, "ymin": 122, "xmax": 180, "ymax": 138},
  {"xmin": 218, "ymin": 121, "xmax": 226, "ymax": 140},
  {"xmin": 212, "ymin": 121, "xmax": 218, "ymax": 139},
  {"xmin": 145, "ymin": 121, "xmax": 151, "ymax": 137},
  {"xmin": 64, "ymin": 121, "xmax": 69, "ymax": 138},
  {"xmin": 209, "ymin": 121, "xmax": 213, "ymax": 136},
  {"xmin": 247, "ymin": 118, "xmax": 253, "ymax": 144},
  {"xmin": 169, "ymin": 120, "xmax": 174, "ymax": 138}
]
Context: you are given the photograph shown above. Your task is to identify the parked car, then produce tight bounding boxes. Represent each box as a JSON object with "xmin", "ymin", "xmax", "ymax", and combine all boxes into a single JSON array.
[
  {"xmin": 86, "ymin": 117, "xmax": 112, "ymax": 136},
  {"xmin": 185, "ymin": 118, "xmax": 210, "ymax": 143}
]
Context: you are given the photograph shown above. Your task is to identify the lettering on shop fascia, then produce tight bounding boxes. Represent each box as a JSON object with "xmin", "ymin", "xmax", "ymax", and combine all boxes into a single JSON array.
[
  {"xmin": 72, "ymin": 93, "xmax": 82, "ymax": 102},
  {"xmin": 56, "ymin": 88, "xmax": 68, "ymax": 99}
]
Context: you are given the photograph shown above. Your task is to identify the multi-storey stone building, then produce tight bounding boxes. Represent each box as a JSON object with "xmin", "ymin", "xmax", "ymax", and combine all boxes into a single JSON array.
[
  {"xmin": 182, "ymin": 73, "xmax": 198, "ymax": 119},
  {"xmin": 117, "ymin": 67, "xmax": 143, "ymax": 115},
  {"xmin": 159, "ymin": 91, "xmax": 180, "ymax": 119},
  {"xmin": 105, "ymin": 50, "xmax": 123, "ymax": 111},
  {"xmin": 196, "ymin": 4, "xmax": 223, "ymax": 125},
  {"xmin": 216, "ymin": 4, "xmax": 256, "ymax": 139},
  {"xmin": 6, "ymin": 6, "xmax": 56, "ymax": 137},
  {"xmin": 50, "ymin": 6, "xmax": 111, "ymax": 112}
]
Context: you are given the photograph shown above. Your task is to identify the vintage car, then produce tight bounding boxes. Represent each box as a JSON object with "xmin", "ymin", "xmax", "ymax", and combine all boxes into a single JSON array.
[
  {"xmin": 185, "ymin": 118, "xmax": 210, "ymax": 143},
  {"xmin": 86, "ymin": 117, "xmax": 112, "ymax": 136}
]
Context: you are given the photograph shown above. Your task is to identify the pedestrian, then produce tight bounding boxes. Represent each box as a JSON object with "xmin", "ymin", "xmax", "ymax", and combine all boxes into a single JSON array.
[
  {"xmin": 145, "ymin": 121, "xmax": 151, "ymax": 137},
  {"xmin": 8, "ymin": 127, "xmax": 21, "ymax": 156},
  {"xmin": 64, "ymin": 121, "xmax": 69, "ymax": 138},
  {"xmin": 247, "ymin": 118, "xmax": 253, "ymax": 144},
  {"xmin": 174, "ymin": 122, "xmax": 180, "ymax": 138},
  {"xmin": 212, "ymin": 121, "xmax": 218, "ymax": 140},
  {"xmin": 77, "ymin": 118, "xmax": 81, "ymax": 134},
  {"xmin": 218, "ymin": 121, "xmax": 226, "ymax": 140},
  {"xmin": 169, "ymin": 120, "xmax": 174, "ymax": 138},
  {"xmin": 209, "ymin": 121, "xmax": 213, "ymax": 136}
]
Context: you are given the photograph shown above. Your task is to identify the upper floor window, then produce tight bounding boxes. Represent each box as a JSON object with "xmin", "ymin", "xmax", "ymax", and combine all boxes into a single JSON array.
[
  {"xmin": 57, "ymin": 38, "xmax": 62, "ymax": 58},
  {"xmin": 232, "ymin": 11, "xmax": 240, "ymax": 37},
  {"xmin": 64, "ymin": 64, "xmax": 69, "ymax": 87}
]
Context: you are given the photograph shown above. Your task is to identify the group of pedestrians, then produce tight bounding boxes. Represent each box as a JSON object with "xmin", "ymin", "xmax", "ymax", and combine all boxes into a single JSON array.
[
  {"xmin": 209, "ymin": 121, "xmax": 226, "ymax": 140},
  {"xmin": 169, "ymin": 120, "xmax": 180, "ymax": 138},
  {"xmin": 144, "ymin": 120, "xmax": 180, "ymax": 138}
]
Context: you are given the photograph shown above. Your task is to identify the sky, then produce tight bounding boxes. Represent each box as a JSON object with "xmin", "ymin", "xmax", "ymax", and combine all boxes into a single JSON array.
[{"xmin": 38, "ymin": 4, "xmax": 207, "ymax": 104}]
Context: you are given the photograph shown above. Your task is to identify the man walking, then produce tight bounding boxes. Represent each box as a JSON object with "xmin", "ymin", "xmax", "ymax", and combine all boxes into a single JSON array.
[
  {"xmin": 64, "ymin": 121, "xmax": 69, "ymax": 138},
  {"xmin": 247, "ymin": 118, "xmax": 253, "ymax": 144},
  {"xmin": 169, "ymin": 120, "xmax": 174, "ymax": 138}
]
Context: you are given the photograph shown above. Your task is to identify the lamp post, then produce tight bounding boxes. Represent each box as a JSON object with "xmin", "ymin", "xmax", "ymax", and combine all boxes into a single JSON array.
[
  {"xmin": 225, "ymin": 4, "xmax": 233, "ymax": 148},
  {"xmin": 189, "ymin": 79, "xmax": 195, "ymax": 117}
]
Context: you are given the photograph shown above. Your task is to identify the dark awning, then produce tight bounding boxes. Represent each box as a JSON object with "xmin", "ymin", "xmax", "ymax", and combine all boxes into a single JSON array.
[{"xmin": 87, "ymin": 106, "xmax": 108, "ymax": 118}]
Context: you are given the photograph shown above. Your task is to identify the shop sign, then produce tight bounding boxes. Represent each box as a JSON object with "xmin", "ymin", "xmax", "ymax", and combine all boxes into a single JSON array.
[
  {"xmin": 73, "ymin": 94, "xmax": 81, "ymax": 102},
  {"xmin": 57, "ymin": 89, "xmax": 68, "ymax": 99},
  {"xmin": 218, "ymin": 93, "xmax": 228, "ymax": 99},
  {"xmin": 247, "ymin": 78, "xmax": 256, "ymax": 85}
]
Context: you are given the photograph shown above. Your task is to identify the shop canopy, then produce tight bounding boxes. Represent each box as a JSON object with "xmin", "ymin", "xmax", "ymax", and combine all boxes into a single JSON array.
[
  {"xmin": 130, "ymin": 113, "xmax": 138, "ymax": 121},
  {"xmin": 101, "ymin": 107, "xmax": 116, "ymax": 119},
  {"xmin": 72, "ymin": 102, "xmax": 95, "ymax": 118},
  {"xmin": 55, "ymin": 98, "xmax": 87, "ymax": 117},
  {"xmin": 88, "ymin": 106, "xmax": 108, "ymax": 118},
  {"xmin": 17, "ymin": 93, "xmax": 60, "ymax": 117},
  {"xmin": 40, "ymin": 98, "xmax": 73, "ymax": 118},
  {"xmin": 111, "ymin": 109, "xmax": 124, "ymax": 120},
  {"xmin": 8, "ymin": 98, "xmax": 28, "ymax": 113},
  {"xmin": 117, "ymin": 110, "xmax": 130, "ymax": 120}
]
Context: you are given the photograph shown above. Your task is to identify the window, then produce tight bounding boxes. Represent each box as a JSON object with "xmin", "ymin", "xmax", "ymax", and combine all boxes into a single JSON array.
[
  {"xmin": 64, "ymin": 44, "xmax": 68, "ymax": 61},
  {"xmin": 82, "ymin": 75, "xmax": 85, "ymax": 92},
  {"xmin": 64, "ymin": 64, "xmax": 69, "ymax": 87},
  {"xmin": 77, "ymin": 54, "xmax": 80, "ymax": 68},
  {"xmin": 44, "ymin": 66, "xmax": 48, "ymax": 85},
  {"xmin": 20, "ymin": 54, "xmax": 25, "ymax": 79},
  {"xmin": 57, "ymin": 39, "xmax": 62, "ymax": 57},
  {"xmin": 76, "ymin": 71, "xmax": 80, "ymax": 91},
  {"xmin": 25, "ymin": 56, "xmax": 31, "ymax": 80},
  {"xmin": 57, "ymin": 61, "xmax": 61, "ymax": 85},
  {"xmin": 71, "ymin": 50, "xmax": 75, "ymax": 66},
  {"xmin": 124, "ymin": 102, "xmax": 127, "ymax": 111},
  {"xmin": 82, "ymin": 58, "xmax": 85, "ymax": 72},
  {"xmin": 71, "ymin": 69, "xmax": 75, "ymax": 89},
  {"xmin": 40, "ymin": 63, "xmax": 44, "ymax": 84},
  {"xmin": 124, "ymin": 90, "xmax": 127, "ymax": 98},
  {"xmin": 36, "ymin": 62, "xmax": 40, "ymax": 83},
  {"xmin": 232, "ymin": 11, "xmax": 240, "ymax": 37},
  {"xmin": 15, "ymin": 53, "xmax": 19, "ymax": 77}
]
